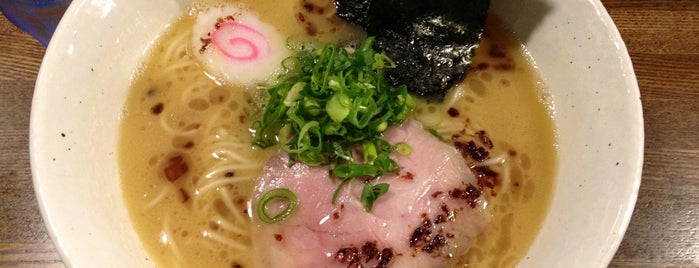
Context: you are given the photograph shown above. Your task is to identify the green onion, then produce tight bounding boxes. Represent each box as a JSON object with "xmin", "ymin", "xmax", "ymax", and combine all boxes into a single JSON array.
[
  {"xmin": 427, "ymin": 128, "xmax": 444, "ymax": 141},
  {"xmin": 360, "ymin": 182, "xmax": 390, "ymax": 212},
  {"xmin": 331, "ymin": 178, "xmax": 352, "ymax": 205},
  {"xmin": 257, "ymin": 188, "xmax": 298, "ymax": 224},
  {"xmin": 252, "ymin": 37, "xmax": 415, "ymax": 211},
  {"xmin": 362, "ymin": 140, "xmax": 378, "ymax": 164},
  {"xmin": 253, "ymin": 37, "xmax": 413, "ymax": 167},
  {"xmin": 395, "ymin": 142, "xmax": 412, "ymax": 156},
  {"xmin": 333, "ymin": 163, "xmax": 379, "ymax": 179}
]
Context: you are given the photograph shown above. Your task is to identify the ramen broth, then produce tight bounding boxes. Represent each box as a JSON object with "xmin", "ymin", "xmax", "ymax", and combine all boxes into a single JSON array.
[{"xmin": 119, "ymin": 0, "xmax": 557, "ymax": 267}]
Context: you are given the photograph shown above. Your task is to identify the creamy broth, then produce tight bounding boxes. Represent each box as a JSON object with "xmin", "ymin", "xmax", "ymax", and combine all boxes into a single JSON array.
[{"xmin": 119, "ymin": 1, "xmax": 557, "ymax": 267}]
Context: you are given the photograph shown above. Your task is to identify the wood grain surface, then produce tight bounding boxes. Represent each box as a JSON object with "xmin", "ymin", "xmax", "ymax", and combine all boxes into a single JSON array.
[{"xmin": 1, "ymin": 0, "xmax": 697, "ymax": 267}]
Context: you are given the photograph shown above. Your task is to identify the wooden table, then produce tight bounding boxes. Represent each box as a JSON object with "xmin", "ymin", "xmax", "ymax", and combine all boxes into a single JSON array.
[{"xmin": 1, "ymin": 1, "xmax": 697, "ymax": 267}]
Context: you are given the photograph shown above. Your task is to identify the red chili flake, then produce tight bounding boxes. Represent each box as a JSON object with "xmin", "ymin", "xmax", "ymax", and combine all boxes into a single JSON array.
[
  {"xmin": 434, "ymin": 214, "xmax": 446, "ymax": 224},
  {"xmin": 334, "ymin": 241, "xmax": 393, "ymax": 267},
  {"xmin": 305, "ymin": 22, "xmax": 317, "ymax": 36},
  {"xmin": 431, "ymin": 191, "xmax": 443, "ymax": 198},
  {"xmin": 451, "ymin": 129, "xmax": 467, "ymax": 140},
  {"xmin": 151, "ymin": 102, "xmax": 164, "ymax": 115},
  {"xmin": 471, "ymin": 166, "xmax": 499, "ymax": 190},
  {"xmin": 409, "ymin": 217, "xmax": 433, "ymax": 247},
  {"xmin": 164, "ymin": 155, "xmax": 188, "ymax": 182},
  {"xmin": 489, "ymin": 45, "xmax": 507, "ymax": 58},
  {"xmin": 179, "ymin": 188, "xmax": 190, "ymax": 203},
  {"xmin": 401, "ymin": 172, "xmax": 415, "ymax": 180},
  {"xmin": 184, "ymin": 141, "xmax": 195, "ymax": 149},
  {"xmin": 449, "ymin": 184, "xmax": 482, "ymax": 208},
  {"xmin": 476, "ymin": 130, "xmax": 494, "ymax": 149},
  {"xmin": 447, "ymin": 107, "xmax": 460, "ymax": 117},
  {"xmin": 274, "ymin": 234, "xmax": 283, "ymax": 241},
  {"xmin": 335, "ymin": 247, "xmax": 360, "ymax": 265},
  {"xmin": 298, "ymin": 12, "xmax": 305, "ymax": 22},
  {"xmin": 303, "ymin": 3, "xmax": 314, "ymax": 11},
  {"xmin": 361, "ymin": 242, "xmax": 379, "ymax": 261},
  {"xmin": 422, "ymin": 233, "xmax": 446, "ymax": 253},
  {"xmin": 455, "ymin": 141, "xmax": 489, "ymax": 162},
  {"xmin": 199, "ymin": 38, "xmax": 212, "ymax": 54},
  {"xmin": 377, "ymin": 248, "xmax": 393, "ymax": 268},
  {"xmin": 408, "ymin": 214, "xmax": 451, "ymax": 255},
  {"xmin": 215, "ymin": 17, "xmax": 226, "ymax": 29}
]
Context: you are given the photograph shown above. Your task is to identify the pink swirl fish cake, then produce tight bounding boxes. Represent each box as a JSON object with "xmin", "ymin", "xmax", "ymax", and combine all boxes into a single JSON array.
[{"xmin": 192, "ymin": 6, "xmax": 290, "ymax": 86}]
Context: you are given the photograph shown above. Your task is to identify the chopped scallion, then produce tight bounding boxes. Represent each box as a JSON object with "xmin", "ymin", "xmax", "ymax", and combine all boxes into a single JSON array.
[
  {"xmin": 395, "ymin": 142, "xmax": 412, "ymax": 156},
  {"xmin": 257, "ymin": 188, "xmax": 298, "ymax": 224},
  {"xmin": 360, "ymin": 182, "xmax": 390, "ymax": 212},
  {"xmin": 253, "ymin": 37, "xmax": 415, "ymax": 212}
]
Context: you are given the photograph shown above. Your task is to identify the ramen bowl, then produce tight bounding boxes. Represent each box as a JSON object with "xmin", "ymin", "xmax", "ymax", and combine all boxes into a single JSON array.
[{"xmin": 30, "ymin": 0, "xmax": 643, "ymax": 267}]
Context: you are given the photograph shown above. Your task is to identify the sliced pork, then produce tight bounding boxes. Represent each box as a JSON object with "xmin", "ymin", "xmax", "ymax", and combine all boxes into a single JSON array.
[{"xmin": 251, "ymin": 120, "xmax": 490, "ymax": 268}]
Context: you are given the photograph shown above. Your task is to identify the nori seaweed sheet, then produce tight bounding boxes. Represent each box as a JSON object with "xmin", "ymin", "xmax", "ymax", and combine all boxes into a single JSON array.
[{"xmin": 335, "ymin": 0, "xmax": 490, "ymax": 99}]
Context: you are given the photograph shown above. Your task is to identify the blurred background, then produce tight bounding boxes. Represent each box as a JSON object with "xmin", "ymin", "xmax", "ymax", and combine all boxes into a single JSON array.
[{"xmin": 0, "ymin": 0, "xmax": 71, "ymax": 46}]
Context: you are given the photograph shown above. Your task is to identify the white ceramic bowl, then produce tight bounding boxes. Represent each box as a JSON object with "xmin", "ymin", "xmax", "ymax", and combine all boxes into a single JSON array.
[{"xmin": 30, "ymin": 0, "xmax": 643, "ymax": 267}]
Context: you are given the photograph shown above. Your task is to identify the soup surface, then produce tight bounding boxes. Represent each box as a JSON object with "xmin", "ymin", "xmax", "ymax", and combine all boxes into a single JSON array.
[{"xmin": 119, "ymin": 0, "xmax": 557, "ymax": 267}]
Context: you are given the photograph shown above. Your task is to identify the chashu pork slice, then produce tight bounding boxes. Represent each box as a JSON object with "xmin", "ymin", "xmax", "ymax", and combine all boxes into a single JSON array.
[{"xmin": 251, "ymin": 120, "xmax": 490, "ymax": 268}]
